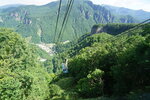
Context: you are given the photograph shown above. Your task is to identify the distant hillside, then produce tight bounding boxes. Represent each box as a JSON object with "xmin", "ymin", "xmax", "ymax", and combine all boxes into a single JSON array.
[
  {"xmin": 69, "ymin": 23, "xmax": 137, "ymax": 56},
  {"xmin": 0, "ymin": 0, "xmax": 138, "ymax": 43},
  {"xmin": 0, "ymin": 4, "xmax": 24, "ymax": 9},
  {"xmin": 103, "ymin": 5, "xmax": 150, "ymax": 22},
  {"xmin": 90, "ymin": 23, "xmax": 136, "ymax": 35}
]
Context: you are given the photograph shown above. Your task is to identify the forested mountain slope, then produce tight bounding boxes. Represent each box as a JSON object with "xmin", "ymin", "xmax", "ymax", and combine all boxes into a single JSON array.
[
  {"xmin": 0, "ymin": 0, "xmax": 138, "ymax": 43},
  {"xmin": 67, "ymin": 23, "xmax": 136, "ymax": 56},
  {"xmin": 0, "ymin": 23, "xmax": 149, "ymax": 100},
  {"xmin": 48, "ymin": 23, "xmax": 150, "ymax": 99},
  {"xmin": 0, "ymin": 28, "xmax": 51, "ymax": 100},
  {"xmin": 70, "ymin": 24, "xmax": 150, "ymax": 97}
]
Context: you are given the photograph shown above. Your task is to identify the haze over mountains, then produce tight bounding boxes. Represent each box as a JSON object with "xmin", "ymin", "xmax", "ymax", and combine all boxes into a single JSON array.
[
  {"xmin": 103, "ymin": 5, "xmax": 150, "ymax": 21},
  {"xmin": 0, "ymin": 0, "xmax": 149, "ymax": 43},
  {"xmin": 0, "ymin": 4, "xmax": 24, "ymax": 9}
]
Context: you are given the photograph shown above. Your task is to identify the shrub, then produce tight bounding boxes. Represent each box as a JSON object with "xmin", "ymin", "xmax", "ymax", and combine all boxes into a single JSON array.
[
  {"xmin": 77, "ymin": 69, "xmax": 104, "ymax": 98},
  {"xmin": 49, "ymin": 84, "xmax": 64, "ymax": 98},
  {"xmin": 55, "ymin": 77, "xmax": 75, "ymax": 89}
]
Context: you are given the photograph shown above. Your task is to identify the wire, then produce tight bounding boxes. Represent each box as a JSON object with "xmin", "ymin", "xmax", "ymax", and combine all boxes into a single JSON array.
[
  {"xmin": 56, "ymin": 0, "xmax": 72, "ymax": 43},
  {"xmin": 53, "ymin": 0, "xmax": 62, "ymax": 43},
  {"xmin": 60, "ymin": 0, "xmax": 77, "ymax": 41},
  {"xmin": 118, "ymin": 18, "xmax": 150, "ymax": 36},
  {"xmin": 56, "ymin": 0, "xmax": 74, "ymax": 43}
]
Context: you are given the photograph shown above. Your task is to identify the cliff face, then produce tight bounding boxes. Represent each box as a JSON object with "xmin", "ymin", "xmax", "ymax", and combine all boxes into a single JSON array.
[
  {"xmin": 91, "ymin": 25, "xmax": 104, "ymax": 34},
  {"xmin": 91, "ymin": 23, "xmax": 136, "ymax": 35},
  {"xmin": 9, "ymin": 11, "xmax": 32, "ymax": 24}
]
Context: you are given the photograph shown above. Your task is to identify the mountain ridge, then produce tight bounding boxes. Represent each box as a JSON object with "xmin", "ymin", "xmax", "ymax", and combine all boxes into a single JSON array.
[
  {"xmin": 0, "ymin": 4, "xmax": 25, "ymax": 9},
  {"xmin": 102, "ymin": 4, "xmax": 150, "ymax": 21},
  {"xmin": 0, "ymin": 0, "xmax": 147, "ymax": 43}
]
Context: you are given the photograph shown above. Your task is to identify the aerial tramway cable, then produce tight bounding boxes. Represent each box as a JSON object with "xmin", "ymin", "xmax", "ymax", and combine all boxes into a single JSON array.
[
  {"xmin": 53, "ymin": 0, "xmax": 62, "ymax": 43},
  {"xmin": 118, "ymin": 18, "xmax": 150, "ymax": 36},
  {"xmin": 60, "ymin": 0, "xmax": 78, "ymax": 41},
  {"xmin": 56, "ymin": 0, "xmax": 75, "ymax": 43},
  {"xmin": 53, "ymin": 0, "xmax": 75, "ymax": 73}
]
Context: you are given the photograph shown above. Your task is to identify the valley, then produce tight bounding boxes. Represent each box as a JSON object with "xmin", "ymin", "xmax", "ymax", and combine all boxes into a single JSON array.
[
  {"xmin": 36, "ymin": 43, "xmax": 55, "ymax": 56},
  {"xmin": 0, "ymin": 0, "xmax": 150, "ymax": 100}
]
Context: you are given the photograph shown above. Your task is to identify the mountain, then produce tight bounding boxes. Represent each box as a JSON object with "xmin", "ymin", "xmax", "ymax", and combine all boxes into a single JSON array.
[
  {"xmin": 0, "ymin": 0, "xmax": 138, "ymax": 43},
  {"xmin": 0, "ymin": 4, "xmax": 24, "ymax": 9},
  {"xmin": 103, "ymin": 5, "xmax": 150, "ymax": 22}
]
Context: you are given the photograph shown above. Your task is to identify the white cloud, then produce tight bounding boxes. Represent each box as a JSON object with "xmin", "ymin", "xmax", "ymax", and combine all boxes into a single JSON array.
[
  {"xmin": 0, "ymin": 0, "xmax": 57, "ymax": 6},
  {"xmin": 0, "ymin": 0, "xmax": 150, "ymax": 12},
  {"xmin": 91, "ymin": 0, "xmax": 150, "ymax": 12}
]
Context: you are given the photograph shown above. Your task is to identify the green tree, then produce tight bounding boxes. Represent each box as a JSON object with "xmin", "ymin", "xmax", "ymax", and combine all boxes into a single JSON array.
[
  {"xmin": 0, "ymin": 28, "xmax": 50, "ymax": 100},
  {"xmin": 77, "ymin": 69, "xmax": 104, "ymax": 98}
]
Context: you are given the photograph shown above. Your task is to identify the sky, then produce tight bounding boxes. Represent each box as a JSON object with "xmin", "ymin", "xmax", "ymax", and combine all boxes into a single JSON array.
[{"xmin": 0, "ymin": 0, "xmax": 150, "ymax": 12}]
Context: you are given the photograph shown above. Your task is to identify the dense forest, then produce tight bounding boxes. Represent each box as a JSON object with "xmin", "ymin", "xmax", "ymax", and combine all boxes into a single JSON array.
[
  {"xmin": 0, "ymin": 22, "xmax": 149, "ymax": 100},
  {"xmin": 0, "ymin": 0, "xmax": 150, "ymax": 100}
]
